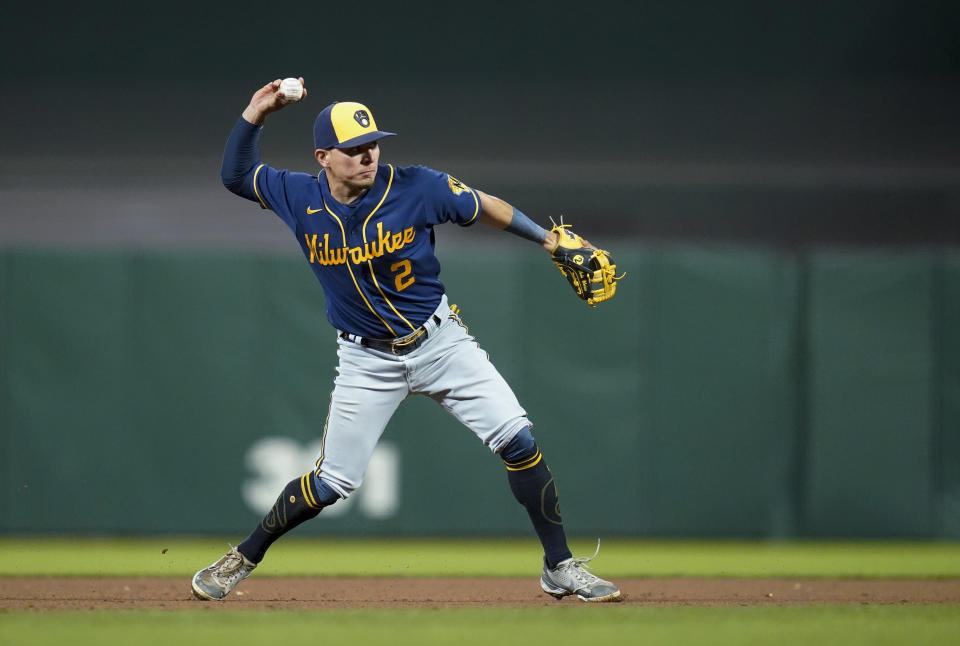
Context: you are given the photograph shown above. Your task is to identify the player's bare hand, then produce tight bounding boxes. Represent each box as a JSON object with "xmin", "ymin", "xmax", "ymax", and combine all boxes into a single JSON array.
[
  {"xmin": 542, "ymin": 229, "xmax": 596, "ymax": 253},
  {"xmin": 242, "ymin": 78, "xmax": 308, "ymax": 126},
  {"xmin": 541, "ymin": 230, "xmax": 560, "ymax": 252}
]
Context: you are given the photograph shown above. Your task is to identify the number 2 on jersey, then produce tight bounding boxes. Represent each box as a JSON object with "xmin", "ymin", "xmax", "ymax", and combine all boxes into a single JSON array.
[{"xmin": 390, "ymin": 259, "xmax": 415, "ymax": 291}]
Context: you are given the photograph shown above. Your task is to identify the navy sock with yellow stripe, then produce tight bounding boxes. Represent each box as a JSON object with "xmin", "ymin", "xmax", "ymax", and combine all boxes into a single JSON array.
[
  {"xmin": 501, "ymin": 428, "xmax": 573, "ymax": 569},
  {"xmin": 238, "ymin": 473, "xmax": 337, "ymax": 564}
]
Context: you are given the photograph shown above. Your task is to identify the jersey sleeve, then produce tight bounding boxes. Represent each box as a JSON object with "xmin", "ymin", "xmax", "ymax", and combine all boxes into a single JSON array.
[
  {"xmin": 221, "ymin": 117, "xmax": 301, "ymax": 232},
  {"xmin": 221, "ymin": 117, "xmax": 263, "ymax": 200},
  {"xmin": 251, "ymin": 165, "xmax": 301, "ymax": 233},
  {"xmin": 417, "ymin": 166, "xmax": 482, "ymax": 227}
]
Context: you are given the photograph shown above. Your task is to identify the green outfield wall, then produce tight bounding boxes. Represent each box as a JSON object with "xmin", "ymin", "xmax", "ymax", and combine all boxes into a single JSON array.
[{"xmin": 1, "ymin": 245, "xmax": 958, "ymax": 538}]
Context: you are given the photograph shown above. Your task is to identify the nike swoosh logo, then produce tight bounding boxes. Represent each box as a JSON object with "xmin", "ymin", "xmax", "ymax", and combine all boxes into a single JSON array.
[{"xmin": 306, "ymin": 206, "xmax": 324, "ymax": 214}]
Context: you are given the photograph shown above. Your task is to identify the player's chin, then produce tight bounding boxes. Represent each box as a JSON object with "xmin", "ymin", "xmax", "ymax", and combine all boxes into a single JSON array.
[{"xmin": 353, "ymin": 174, "xmax": 377, "ymax": 188}]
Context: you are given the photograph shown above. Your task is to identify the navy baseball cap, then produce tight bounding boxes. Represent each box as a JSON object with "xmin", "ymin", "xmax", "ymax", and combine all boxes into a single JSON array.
[{"xmin": 314, "ymin": 101, "xmax": 396, "ymax": 150}]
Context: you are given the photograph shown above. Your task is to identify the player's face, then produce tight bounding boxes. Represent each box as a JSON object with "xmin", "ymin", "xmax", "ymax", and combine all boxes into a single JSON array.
[{"xmin": 323, "ymin": 141, "xmax": 380, "ymax": 192}]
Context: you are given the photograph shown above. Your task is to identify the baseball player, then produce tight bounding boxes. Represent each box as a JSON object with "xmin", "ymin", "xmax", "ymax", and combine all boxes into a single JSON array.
[{"xmin": 191, "ymin": 78, "xmax": 621, "ymax": 603}]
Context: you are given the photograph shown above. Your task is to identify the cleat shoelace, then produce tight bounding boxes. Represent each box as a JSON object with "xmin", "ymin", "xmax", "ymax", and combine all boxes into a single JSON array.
[
  {"xmin": 558, "ymin": 539, "xmax": 604, "ymax": 587},
  {"xmin": 210, "ymin": 550, "xmax": 251, "ymax": 585},
  {"xmin": 561, "ymin": 559, "xmax": 602, "ymax": 587}
]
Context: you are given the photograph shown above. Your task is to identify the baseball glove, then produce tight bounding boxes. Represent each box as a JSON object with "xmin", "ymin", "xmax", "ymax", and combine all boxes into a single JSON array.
[{"xmin": 549, "ymin": 221, "xmax": 623, "ymax": 307}]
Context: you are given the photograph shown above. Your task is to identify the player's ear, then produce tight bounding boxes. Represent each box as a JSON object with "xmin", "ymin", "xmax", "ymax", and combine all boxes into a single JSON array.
[{"xmin": 315, "ymin": 148, "xmax": 329, "ymax": 168}]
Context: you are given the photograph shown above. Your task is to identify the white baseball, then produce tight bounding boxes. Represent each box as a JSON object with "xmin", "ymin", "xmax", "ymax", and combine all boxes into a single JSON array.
[{"xmin": 279, "ymin": 78, "xmax": 303, "ymax": 101}]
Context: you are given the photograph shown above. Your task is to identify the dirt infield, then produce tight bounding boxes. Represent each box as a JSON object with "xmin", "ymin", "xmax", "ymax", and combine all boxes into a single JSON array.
[{"xmin": 2, "ymin": 577, "xmax": 959, "ymax": 610}]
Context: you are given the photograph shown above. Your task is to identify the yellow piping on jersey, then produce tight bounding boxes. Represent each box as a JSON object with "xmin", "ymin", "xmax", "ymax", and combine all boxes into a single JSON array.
[
  {"xmin": 324, "ymin": 204, "xmax": 398, "ymax": 337},
  {"xmin": 362, "ymin": 165, "xmax": 416, "ymax": 332},
  {"xmin": 462, "ymin": 187, "xmax": 480, "ymax": 225},
  {"xmin": 252, "ymin": 164, "xmax": 269, "ymax": 209}
]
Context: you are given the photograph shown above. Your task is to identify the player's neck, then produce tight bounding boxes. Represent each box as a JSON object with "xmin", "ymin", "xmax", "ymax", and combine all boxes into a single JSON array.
[{"xmin": 327, "ymin": 177, "xmax": 369, "ymax": 205}]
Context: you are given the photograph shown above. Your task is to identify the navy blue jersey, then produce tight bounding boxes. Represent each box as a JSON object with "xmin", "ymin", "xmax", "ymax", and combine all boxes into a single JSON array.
[{"xmin": 248, "ymin": 162, "xmax": 480, "ymax": 338}]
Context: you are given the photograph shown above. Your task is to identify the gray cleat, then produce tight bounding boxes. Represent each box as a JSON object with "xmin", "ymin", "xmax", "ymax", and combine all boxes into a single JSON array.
[
  {"xmin": 540, "ymin": 543, "xmax": 621, "ymax": 602},
  {"xmin": 191, "ymin": 546, "xmax": 257, "ymax": 601}
]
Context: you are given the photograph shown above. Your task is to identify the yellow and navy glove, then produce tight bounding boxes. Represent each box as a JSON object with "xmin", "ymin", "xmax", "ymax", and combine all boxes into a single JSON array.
[{"xmin": 549, "ymin": 222, "xmax": 623, "ymax": 307}]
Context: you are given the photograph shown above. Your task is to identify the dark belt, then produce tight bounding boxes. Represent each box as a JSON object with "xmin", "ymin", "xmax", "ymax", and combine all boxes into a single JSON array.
[{"xmin": 342, "ymin": 315, "xmax": 441, "ymax": 356}]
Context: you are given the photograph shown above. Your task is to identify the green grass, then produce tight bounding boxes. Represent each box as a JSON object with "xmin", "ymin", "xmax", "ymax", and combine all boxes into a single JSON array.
[
  {"xmin": 2, "ymin": 606, "xmax": 959, "ymax": 646},
  {"xmin": 2, "ymin": 537, "xmax": 959, "ymax": 577},
  {"xmin": 2, "ymin": 538, "xmax": 958, "ymax": 646}
]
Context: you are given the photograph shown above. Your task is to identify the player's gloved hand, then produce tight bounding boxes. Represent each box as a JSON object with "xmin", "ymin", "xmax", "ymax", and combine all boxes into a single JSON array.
[
  {"xmin": 548, "ymin": 221, "xmax": 623, "ymax": 307},
  {"xmin": 242, "ymin": 77, "xmax": 308, "ymax": 125}
]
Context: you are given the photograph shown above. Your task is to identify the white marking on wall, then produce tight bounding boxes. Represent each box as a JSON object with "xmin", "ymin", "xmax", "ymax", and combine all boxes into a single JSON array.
[{"xmin": 241, "ymin": 437, "xmax": 400, "ymax": 519}]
